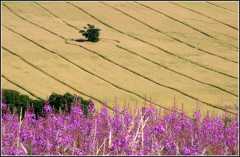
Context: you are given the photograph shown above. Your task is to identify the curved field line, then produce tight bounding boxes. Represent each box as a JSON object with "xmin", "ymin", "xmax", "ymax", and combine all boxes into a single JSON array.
[
  {"xmin": 170, "ymin": 2, "xmax": 238, "ymax": 31},
  {"xmin": 1, "ymin": 46, "xmax": 116, "ymax": 111},
  {"xmin": 116, "ymin": 45, "xmax": 237, "ymax": 97},
  {"xmin": 206, "ymin": 2, "xmax": 237, "ymax": 13},
  {"xmin": 102, "ymin": 2, "xmax": 238, "ymax": 63},
  {"xmin": 3, "ymin": 4, "xmax": 237, "ymax": 115},
  {"xmin": 34, "ymin": 2, "xmax": 120, "ymax": 44},
  {"xmin": 3, "ymin": 25, "xmax": 172, "ymax": 112},
  {"xmin": 33, "ymin": 2, "xmax": 237, "ymax": 97},
  {"xmin": 215, "ymin": 32, "xmax": 238, "ymax": 41},
  {"xmin": 131, "ymin": 2, "xmax": 238, "ymax": 51},
  {"xmin": 33, "ymin": 2, "xmax": 78, "ymax": 31},
  {"xmin": 1, "ymin": 75, "xmax": 43, "ymax": 100},
  {"xmin": 65, "ymin": 43, "xmax": 237, "ymax": 115},
  {"xmin": 133, "ymin": 1, "xmax": 238, "ymax": 54},
  {"xmin": 3, "ymin": 4, "xmax": 65, "ymax": 40},
  {"xmin": 3, "ymin": 46, "xmax": 184, "ymax": 116},
  {"xmin": 65, "ymin": 2, "xmax": 238, "ymax": 79}
]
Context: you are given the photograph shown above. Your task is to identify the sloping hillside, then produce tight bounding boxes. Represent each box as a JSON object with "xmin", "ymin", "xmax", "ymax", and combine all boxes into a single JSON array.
[{"xmin": 2, "ymin": 1, "xmax": 238, "ymax": 117}]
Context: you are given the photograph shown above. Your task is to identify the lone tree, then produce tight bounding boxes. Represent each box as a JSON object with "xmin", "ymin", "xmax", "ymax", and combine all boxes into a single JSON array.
[{"xmin": 79, "ymin": 24, "xmax": 101, "ymax": 42}]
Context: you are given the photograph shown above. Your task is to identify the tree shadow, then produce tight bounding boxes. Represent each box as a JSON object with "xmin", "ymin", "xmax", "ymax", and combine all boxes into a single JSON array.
[{"xmin": 73, "ymin": 38, "xmax": 88, "ymax": 42}]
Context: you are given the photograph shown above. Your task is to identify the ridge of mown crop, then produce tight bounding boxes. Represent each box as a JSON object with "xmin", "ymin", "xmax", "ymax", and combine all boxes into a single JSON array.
[
  {"xmin": 170, "ymin": 2, "xmax": 238, "ymax": 31},
  {"xmin": 133, "ymin": 2, "xmax": 238, "ymax": 51},
  {"xmin": 2, "ymin": 47, "xmax": 112, "ymax": 111},
  {"xmin": 206, "ymin": 2, "xmax": 237, "ymax": 13},
  {"xmin": 3, "ymin": 25, "xmax": 172, "ymax": 113},
  {"xmin": 31, "ymin": 2, "xmax": 238, "ymax": 97},
  {"xmin": 65, "ymin": 2, "xmax": 238, "ymax": 79},
  {"xmin": 1, "ymin": 75, "xmax": 43, "ymax": 100},
  {"xmin": 120, "ymin": 1, "xmax": 238, "ymax": 62},
  {"xmin": 3, "ymin": 3, "xmax": 238, "ymax": 79}
]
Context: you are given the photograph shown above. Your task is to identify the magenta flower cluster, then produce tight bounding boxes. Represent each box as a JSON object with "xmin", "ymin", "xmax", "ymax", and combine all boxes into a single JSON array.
[{"xmin": 1, "ymin": 102, "xmax": 239, "ymax": 155}]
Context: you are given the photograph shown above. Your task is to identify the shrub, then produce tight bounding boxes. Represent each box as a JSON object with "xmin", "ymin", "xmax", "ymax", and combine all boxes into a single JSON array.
[
  {"xmin": 16, "ymin": 94, "xmax": 30, "ymax": 120},
  {"xmin": 48, "ymin": 92, "xmax": 64, "ymax": 112},
  {"xmin": 48, "ymin": 92, "xmax": 91, "ymax": 115},
  {"xmin": 80, "ymin": 97, "xmax": 90, "ymax": 116},
  {"xmin": 63, "ymin": 92, "xmax": 75, "ymax": 113},
  {"xmin": 79, "ymin": 24, "xmax": 101, "ymax": 42},
  {"xmin": 48, "ymin": 92, "xmax": 74, "ymax": 113},
  {"xmin": 31, "ymin": 99, "xmax": 44, "ymax": 120},
  {"xmin": 2, "ymin": 89, "xmax": 92, "ymax": 118},
  {"xmin": 2, "ymin": 89, "xmax": 31, "ymax": 120},
  {"xmin": 2, "ymin": 89, "xmax": 20, "ymax": 107}
]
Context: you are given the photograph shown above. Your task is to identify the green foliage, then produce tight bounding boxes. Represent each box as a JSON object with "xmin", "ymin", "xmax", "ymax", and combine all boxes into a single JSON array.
[
  {"xmin": 2, "ymin": 89, "xmax": 92, "ymax": 118},
  {"xmin": 2, "ymin": 89, "xmax": 31, "ymax": 120},
  {"xmin": 32, "ymin": 99, "xmax": 44, "ymax": 120},
  {"xmin": 79, "ymin": 24, "xmax": 101, "ymax": 42},
  {"xmin": 48, "ymin": 92, "xmax": 75, "ymax": 113},
  {"xmin": 2, "ymin": 89, "xmax": 20, "ymax": 106},
  {"xmin": 49, "ymin": 93, "xmax": 63, "ymax": 112},
  {"xmin": 63, "ymin": 92, "xmax": 74, "ymax": 112},
  {"xmin": 17, "ymin": 94, "xmax": 30, "ymax": 120},
  {"xmin": 80, "ymin": 97, "xmax": 90, "ymax": 116},
  {"xmin": 18, "ymin": 94, "xmax": 30, "ymax": 106},
  {"xmin": 9, "ymin": 103, "xmax": 15, "ymax": 114},
  {"xmin": 48, "ymin": 92, "xmax": 90, "ymax": 115}
]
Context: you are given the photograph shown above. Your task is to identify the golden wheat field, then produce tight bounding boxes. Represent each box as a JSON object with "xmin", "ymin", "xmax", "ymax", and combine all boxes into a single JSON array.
[{"xmin": 1, "ymin": 1, "xmax": 239, "ymax": 117}]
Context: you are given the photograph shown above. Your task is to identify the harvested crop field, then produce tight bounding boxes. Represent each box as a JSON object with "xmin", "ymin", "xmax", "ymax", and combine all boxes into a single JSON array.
[{"xmin": 1, "ymin": 1, "xmax": 239, "ymax": 117}]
